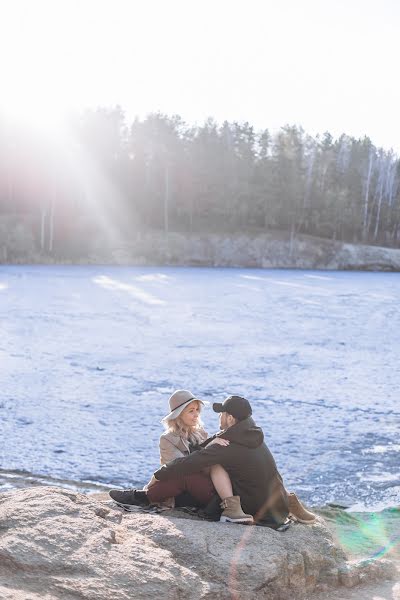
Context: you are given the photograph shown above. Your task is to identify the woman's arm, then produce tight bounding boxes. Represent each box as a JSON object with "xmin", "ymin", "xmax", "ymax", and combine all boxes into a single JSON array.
[
  {"xmin": 159, "ymin": 436, "xmax": 185, "ymax": 465},
  {"xmin": 144, "ymin": 436, "xmax": 186, "ymax": 492}
]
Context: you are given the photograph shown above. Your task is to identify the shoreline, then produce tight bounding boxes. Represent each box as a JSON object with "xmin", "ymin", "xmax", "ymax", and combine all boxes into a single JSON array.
[
  {"xmin": 0, "ymin": 469, "xmax": 112, "ymax": 495},
  {"xmin": 2, "ymin": 230, "xmax": 400, "ymax": 271},
  {"xmin": 1, "ymin": 468, "xmax": 398, "ymax": 507},
  {"xmin": 1, "ymin": 468, "xmax": 398, "ymax": 512}
]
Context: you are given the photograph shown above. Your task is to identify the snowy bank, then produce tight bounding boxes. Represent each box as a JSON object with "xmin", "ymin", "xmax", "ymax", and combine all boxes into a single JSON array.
[
  {"xmin": 0, "ymin": 487, "xmax": 396, "ymax": 600},
  {"xmin": 99, "ymin": 231, "xmax": 400, "ymax": 270},
  {"xmin": 3, "ymin": 231, "xmax": 400, "ymax": 270}
]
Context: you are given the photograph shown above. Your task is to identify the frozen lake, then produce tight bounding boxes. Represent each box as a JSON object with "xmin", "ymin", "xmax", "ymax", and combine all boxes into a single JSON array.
[{"xmin": 0, "ymin": 265, "xmax": 399, "ymax": 510}]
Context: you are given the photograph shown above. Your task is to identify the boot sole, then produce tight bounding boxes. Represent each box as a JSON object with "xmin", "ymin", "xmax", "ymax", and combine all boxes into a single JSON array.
[
  {"xmin": 220, "ymin": 516, "xmax": 254, "ymax": 524},
  {"xmin": 290, "ymin": 514, "xmax": 317, "ymax": 524},
  {"xmin": 111, "ymin": 501, "xmax": 142, "ymax": 511}
]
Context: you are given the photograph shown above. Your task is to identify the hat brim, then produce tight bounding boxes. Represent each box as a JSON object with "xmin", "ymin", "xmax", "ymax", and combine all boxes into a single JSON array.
[
  {"xmin": 212, "ymin": 402, "xmax": 224, "ymax": 413},
  {"xmin": 161, "ymin": 398, "xmax": 204, "ymax": 423}
]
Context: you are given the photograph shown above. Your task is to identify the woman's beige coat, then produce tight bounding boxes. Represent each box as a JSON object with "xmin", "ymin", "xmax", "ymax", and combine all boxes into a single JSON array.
[{"xmin": 145, "ymin": 428, "xmax": 208, "ymax": 508}]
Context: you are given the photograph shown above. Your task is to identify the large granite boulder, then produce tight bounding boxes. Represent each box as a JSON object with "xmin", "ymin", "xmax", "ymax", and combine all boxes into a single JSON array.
[{"xmin": 0, "ymin": 487, "xmax": 395, "ymax": 599}]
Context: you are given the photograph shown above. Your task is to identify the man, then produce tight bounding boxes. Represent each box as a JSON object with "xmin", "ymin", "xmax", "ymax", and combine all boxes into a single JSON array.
[{"xmin": 152, "ymin": 395, "xmax": 289, "ymax": 526}]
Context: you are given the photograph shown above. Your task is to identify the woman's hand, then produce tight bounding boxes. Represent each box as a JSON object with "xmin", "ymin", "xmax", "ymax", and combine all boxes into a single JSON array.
[{"xmin": 206, "ymin": 437, "xmax": 230, "ymax": 448}]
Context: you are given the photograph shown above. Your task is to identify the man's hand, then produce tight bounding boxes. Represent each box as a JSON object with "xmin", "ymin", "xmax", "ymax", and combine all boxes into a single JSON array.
[{"xmin": 205, "ymin": 438, "xmax": 230, "ymax": 448}]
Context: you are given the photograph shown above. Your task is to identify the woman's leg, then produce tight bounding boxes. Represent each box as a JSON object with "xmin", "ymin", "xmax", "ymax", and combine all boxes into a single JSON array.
[
  {"xmin": 209, "ymin": 465, "xmax": 254, "ymax": 523},
  {"xmin": 147, "ymin": 473, "xmax": 215, "ymax": 506},
  {"xmin": 183, "ymin": 473, "xmax": 216, "ymax": 505},
  {"xmin": 210, "ymin": 464, "xmax": 233, "ymax": 500},
  {"xmin": 146, "ymin": 478, "xmax": 185, "ymax": 503}
]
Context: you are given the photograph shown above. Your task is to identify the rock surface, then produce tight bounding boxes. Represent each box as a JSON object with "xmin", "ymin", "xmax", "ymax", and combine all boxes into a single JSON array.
[
  {"xmin": 104, "ymin": 231, "xmax": 400, "ymax": 270},
  {"xmin": 310, "ymin": 576, "xmax": 400, "ymax": 600},
  {"xmin": 0, "ymin": 487, "xmax": 396, "ymax": 600},
  {"xmin": 4, "ymin": 230, "xmax": 400, "ymax": 270}
]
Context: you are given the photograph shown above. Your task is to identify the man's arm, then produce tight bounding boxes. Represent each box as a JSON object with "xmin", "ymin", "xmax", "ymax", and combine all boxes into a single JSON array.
[
  {"xmin": 154, "ymin": 443, "xmax": 232, "ymax": 481},
  {"xmin": 191, "ymin": 433, "xmax": 218, "ymax": 452}
]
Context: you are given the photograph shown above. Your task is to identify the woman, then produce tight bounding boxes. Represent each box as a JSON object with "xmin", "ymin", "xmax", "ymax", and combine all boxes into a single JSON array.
[{"xmin": 110, "ymin": 389, "xmax": 254, "ymax": 523}]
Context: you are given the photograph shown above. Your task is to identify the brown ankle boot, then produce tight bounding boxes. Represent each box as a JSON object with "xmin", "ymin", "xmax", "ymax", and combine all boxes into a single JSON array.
[
  {"xmin": 288, "ymin": 492, "xmax": 317, "ymax": 524},
  {"xmin": 220, "ymin": 496, "xmax": 254, "ymax": 524}
]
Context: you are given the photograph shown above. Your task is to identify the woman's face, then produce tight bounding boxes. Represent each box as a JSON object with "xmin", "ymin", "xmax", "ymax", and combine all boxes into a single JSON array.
[{"xmin": 179, "ymin": 401, "xmax": 201, "ymax": 428}]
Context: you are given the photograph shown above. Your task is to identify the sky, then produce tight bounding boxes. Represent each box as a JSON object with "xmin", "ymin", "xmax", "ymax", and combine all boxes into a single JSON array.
[{"xmin": 1, "ymin": 0, "xmax": 400, "ymax": 150}]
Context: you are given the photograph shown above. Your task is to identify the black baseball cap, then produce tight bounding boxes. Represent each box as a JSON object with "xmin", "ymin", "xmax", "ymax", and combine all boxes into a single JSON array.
[{"xmin": 213, "ymin": 395, "xmax": 252, "ymax": 421}]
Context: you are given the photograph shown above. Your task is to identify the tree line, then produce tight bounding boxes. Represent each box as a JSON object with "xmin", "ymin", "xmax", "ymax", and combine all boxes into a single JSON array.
[{"xmin": 0, "ymin": 107, "xmax": 399, "ymax": 259}]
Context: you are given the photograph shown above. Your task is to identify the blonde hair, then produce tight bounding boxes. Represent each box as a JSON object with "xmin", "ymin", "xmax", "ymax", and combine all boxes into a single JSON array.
[{"xmin": 164, "ymin": 400, "xmax": 205, "ymax": 445}]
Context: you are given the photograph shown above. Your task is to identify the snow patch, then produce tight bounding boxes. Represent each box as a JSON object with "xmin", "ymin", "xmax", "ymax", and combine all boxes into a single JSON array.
[
  {"xmin": 135, "ymin": 274, "xmax": 171, "ymax": 283},
  {"xmin": 240, "ymin": 274, "xmax": 266, "ymax": 281},
  {"xmin": 304, "ymin": 274, "xmax": 333, "ymax": 281},
  {"xmin": 92, "ymin": 275, "xmax": 166, "ymax": 305}
]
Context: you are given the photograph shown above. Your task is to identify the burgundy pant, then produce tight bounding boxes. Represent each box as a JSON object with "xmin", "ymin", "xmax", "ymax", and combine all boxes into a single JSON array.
[{"xmin": 147, "ymin": 473, "xmax": 215, "ymax": 506}]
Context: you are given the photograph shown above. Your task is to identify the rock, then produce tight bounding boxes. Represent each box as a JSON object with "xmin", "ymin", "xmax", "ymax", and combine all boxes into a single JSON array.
[
  {"xmin": 0, "ymin": 487, "xmax": 395, "ymax": 600},
  {"xmin": 339, "ymin": 559, "xmax": 397, "ymax": 588},
  {"xmin": 104, "ymin": 231, "xmax": 400, "ymax": 271},
  {"xmin": 4, "ymin": 229, "xmax": 400, "ymax": 271}
]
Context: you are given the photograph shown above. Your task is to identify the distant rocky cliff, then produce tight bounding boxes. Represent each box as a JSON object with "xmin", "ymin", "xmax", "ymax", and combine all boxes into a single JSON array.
[
  {"xmin": 3, "ymin": 230, "xmax": 400, "ymax": 270},
  {"xmin": 105, "ymin": 231, "xmax": 400, "ymax": 271}
]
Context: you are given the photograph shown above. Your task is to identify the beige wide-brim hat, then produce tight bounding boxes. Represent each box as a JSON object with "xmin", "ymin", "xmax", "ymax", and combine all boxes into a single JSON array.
[{"xmin": 161, "ymin": 389, "xmax": 205, "ymax": 423}]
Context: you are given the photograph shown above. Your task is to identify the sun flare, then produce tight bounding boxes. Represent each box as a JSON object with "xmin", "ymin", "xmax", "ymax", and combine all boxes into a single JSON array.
[{"xmin": 0, "ymin": 0, "xmax": 104, "ymax": 130}]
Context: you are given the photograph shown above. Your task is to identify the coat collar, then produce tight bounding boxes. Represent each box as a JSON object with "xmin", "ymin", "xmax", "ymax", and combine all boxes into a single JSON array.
[{"xmin": 162, "ymin": 431, "xmax": 191, "ymax": 453}]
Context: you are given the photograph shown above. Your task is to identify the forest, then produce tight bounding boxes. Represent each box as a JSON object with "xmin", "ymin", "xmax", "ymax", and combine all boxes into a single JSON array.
[{"xmin": 0, "ymin": 107, "xmax": 399, "ymax": 260}]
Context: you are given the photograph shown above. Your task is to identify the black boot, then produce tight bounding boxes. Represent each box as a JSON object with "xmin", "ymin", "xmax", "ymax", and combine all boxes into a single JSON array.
[
  {"xmin": 197, "ymin": 494, "xmax": 222, "ymax": 521},
  {"xmin": 109, "ymin": 488, "xmax": 149, "ymax": 507}
]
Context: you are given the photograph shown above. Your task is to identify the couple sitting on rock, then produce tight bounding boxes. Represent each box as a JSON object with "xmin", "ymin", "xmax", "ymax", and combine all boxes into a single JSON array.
[{"xmin": 109, "ymin": 390, "xmax": 316, "ymax": 527}]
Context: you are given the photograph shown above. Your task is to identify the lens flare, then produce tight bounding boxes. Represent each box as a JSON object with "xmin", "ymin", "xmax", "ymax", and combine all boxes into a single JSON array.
[{"xmin": 330, "ymin": 507, "xmax": 400, "ymax": 562}]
